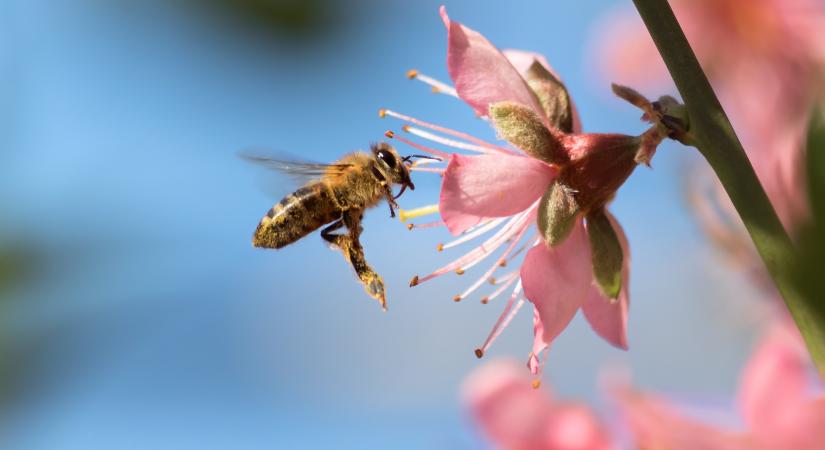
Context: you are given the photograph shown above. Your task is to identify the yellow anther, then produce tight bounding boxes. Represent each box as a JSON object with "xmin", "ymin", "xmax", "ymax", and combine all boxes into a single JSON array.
[
  {"xmin": 455, "ymin": 268, "xmax": 465, "ymax": 275},
  {"xmin": 436, "ymin": 243, "xmax": 444, "ymax": 252},
  {"xmin": 406, "ymin": 69, "xmax": 418, "ymax": 79},
  {"xmin": 398, "ymin": 204, "xmax": 439, "ymax": 222},
  {"xmin": 409, "ymin": 275, "xmax": 419, "ymax": 287},
  {"xmin": 378, "ymin": 109, "xmax": 387, "ymax": 118},
  {"xmin": 384, "ymin": 130, "xmax": 395, "ymax": 138}
]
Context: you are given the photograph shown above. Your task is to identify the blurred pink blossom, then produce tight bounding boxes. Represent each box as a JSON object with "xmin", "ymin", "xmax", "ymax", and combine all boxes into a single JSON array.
[
  {"xmin": 613, "ymin": 323, "xmax": 825, "ymax": 450},
  {"xmin": 390, "ymin": 7, "xmax": 658, "ymax": 375},
  {"xmin": 463, "ymin": 359, "xmax": 614, "ymax": 450},
  {"xmin": 593, "ymin": 0, "xmax": 825, "ymax": 286}
]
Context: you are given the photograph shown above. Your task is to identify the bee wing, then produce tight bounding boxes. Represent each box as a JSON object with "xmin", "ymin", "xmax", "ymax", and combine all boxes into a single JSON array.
[{"xmin": 239, "ymin": 149, "xmax": 352, "ymax": 183}]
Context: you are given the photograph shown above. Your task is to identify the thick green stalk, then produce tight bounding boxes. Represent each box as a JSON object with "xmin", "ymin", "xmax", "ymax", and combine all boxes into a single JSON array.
[{"xmin": 631, "ymin": 0, "xmax": 825, "ymax": 377}]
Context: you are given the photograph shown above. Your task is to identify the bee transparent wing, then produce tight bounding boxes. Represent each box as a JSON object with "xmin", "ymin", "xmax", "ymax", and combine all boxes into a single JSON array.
[{"xmin": 239, "ymin": 149, "xmax": 352, "ymax": 183}]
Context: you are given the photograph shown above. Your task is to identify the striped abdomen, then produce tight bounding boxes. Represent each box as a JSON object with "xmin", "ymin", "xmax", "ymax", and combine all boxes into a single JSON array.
[{"xmin": 253, "ymin": 183, "xmax": 341, "ymax": 249}]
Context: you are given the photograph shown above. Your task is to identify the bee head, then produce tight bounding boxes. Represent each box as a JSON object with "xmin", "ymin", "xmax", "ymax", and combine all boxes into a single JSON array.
[{"xmin": 371, "ymin": 142, "xmax": 415, "ymax": 196}]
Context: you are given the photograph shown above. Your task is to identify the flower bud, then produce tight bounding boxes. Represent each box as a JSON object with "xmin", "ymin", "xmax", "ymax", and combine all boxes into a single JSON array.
[
  {"xmin": 489, "ymin": 101, "xmax": 566, "ymax": 164},
  {"xmin": 537, "ymin": 180, "xmax": 579, "ymax": 247},
  {"xmin": 523, "ymin": 61, "xmax": 574, "ymax": 133},
  {"xmin": 586, "ymin": 209, "xmax": 623, "ymax": 300}
]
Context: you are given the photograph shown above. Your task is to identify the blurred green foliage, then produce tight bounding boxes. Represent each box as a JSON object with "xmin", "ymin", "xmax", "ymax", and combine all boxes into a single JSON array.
[
  {"xmin": 204, "ymin": 0, "xmax": 340, "ymax": 39},
  {"xmin": 794, "ymin": 108, "xmax": 825, "ymax": 324}
]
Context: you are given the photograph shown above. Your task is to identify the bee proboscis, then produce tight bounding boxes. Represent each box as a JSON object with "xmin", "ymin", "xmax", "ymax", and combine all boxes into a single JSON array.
[{"xmin": 243, "ymin": 142, "xmax": 434, "ymax": 310}]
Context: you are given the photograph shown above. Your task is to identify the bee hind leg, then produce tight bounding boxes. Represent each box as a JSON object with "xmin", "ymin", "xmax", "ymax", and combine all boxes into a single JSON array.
[
  {"xmin": 321, "ymin": 218, "xmax": 345, "ymax": 244},
  {"xmin": 335, "ymin": 210, "xmax": 387, "ymax": 310}
]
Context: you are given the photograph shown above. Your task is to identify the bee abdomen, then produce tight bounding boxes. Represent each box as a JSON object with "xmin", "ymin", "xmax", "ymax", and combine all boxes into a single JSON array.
[{"xmin": 253, "ymin": 184, "xmax": 339, "ymax": 249}]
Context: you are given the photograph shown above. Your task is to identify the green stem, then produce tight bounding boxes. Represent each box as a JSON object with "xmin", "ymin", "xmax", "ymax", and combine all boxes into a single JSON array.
[{"xmin": 631, "ymin": 0, "xmax": 825, "ymax": 377}]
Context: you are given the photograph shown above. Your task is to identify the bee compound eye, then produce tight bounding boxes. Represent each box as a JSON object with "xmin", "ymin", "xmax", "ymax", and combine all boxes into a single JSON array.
[{"xmin": 377, "ymin": 149, "xmax": 396, "ymax": 168}]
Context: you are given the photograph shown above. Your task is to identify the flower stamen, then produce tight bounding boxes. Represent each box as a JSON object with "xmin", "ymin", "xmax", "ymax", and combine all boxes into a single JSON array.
[
  {"xmin": 441, "ymin": 218, "xmax": 507, "ymax": 250},
  {"xmin": 380, "ymin": 109, "xmax": 511, "ymax": 153},
  {"xmin": 406, "ymin": 69, "xmax": 459, "ymax": 97},
  {"xmin": 403, "ymin": 125, "xmax": 513, "ymax": 155},
  {"xmin": 398, "ymin": 204, "xmax": 439, "ymax": 222},
  {"xmin": 478, "ymin": 281, "xmax": 525, "ymax": 356},
  {"xmin": 384, "ymin": 130, "xmax": 451, "ymax": 159}
]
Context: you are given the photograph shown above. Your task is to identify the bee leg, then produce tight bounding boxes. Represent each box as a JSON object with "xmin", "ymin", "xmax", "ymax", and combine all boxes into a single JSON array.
[
  {"xmin": 338, "ymin": 210, "xmax": 387, "ymax": 310},
  {"xmin": 382, "ymin": 186, "xmax": 399, "ymax": 218},
  {"xmin": 320, "ymin": 218, "xmax": 345, "ymax": 244}
]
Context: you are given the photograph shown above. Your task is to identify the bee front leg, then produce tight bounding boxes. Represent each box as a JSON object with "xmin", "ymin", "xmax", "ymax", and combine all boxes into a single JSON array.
[
  {"xmin": 338, "ymin": 210, "xmax": 386, "ymax": 310},
  {"xmin": 382, "ymin": 185, "xmax": 399, "ymax": 218}
]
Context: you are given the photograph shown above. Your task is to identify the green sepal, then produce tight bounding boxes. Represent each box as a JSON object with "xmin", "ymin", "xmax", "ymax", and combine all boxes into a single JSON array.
[
  {"xmin": 489, "ymin": 101, "xmax": 564, "ymax": 164},
  {"xmin": 586, "ymin": 209, "xmax": 623, "ymax": 300},
  {"xmin": 525, "ymin": 61, "xmax": 573, "ymax": 133},
  {"xmin": 538, "ymin": 180, "xmax": 579, "ymax": 247}
]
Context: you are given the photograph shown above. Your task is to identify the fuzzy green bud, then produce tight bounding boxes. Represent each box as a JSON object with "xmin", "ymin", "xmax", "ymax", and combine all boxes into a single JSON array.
[
  {"xmin": 489, "ymin": 101, "xmax": 565, "ymax": 164},
  {"xmin": 524, "ymin": 61, "xmax": 574, "ymax": 133},
  {"xmin": 586, "ymin": 209, "xmax": 623, "ymax": 300},
  {"xmin": 538, "ymin": 180, "xmax": 580, "ymax": 247}
]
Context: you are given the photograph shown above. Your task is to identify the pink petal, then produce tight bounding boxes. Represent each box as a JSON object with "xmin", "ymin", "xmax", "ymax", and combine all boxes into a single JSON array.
[
  {"xmin": 521, "ymin": 221, "xmax": 592, "ymax": 349},
  {"xmin": 462, "ymin": 359, "xmax": 555, "ymax": 450},
  {"xmin": 581, "ymin": 212, "xmax": 630, "ymax": 350},
  {"xmin": 503, "ymin": 49, "xmax": 583, "ymax": 133},
  {"xmin": 738, "ymin": 323, "xmax": 825, "ymax": 449},
  {"xmin": 543, "ymin": 403, "xmax": 613, "ymax": 450},
  {"xmin": 590, "ymin": 9, "xmax": 669, "ymax": 89},
  {"xmin": 439, "ymin": 153, "xmax": 556, "ymax": 235},
  {"xmin": 439, "ymin": 6, "xmax": 547, "ymax": 124},
  {"xmin": 612, "ymin": 386, "xmax": 756, "ymax": 450}
]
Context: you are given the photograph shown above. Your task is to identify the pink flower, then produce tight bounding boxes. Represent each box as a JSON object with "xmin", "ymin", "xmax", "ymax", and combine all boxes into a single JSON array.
[
  {"xmin": 593, "ymin": 0, "xmax": 824, "ymax": 289},
  {"xmin": 383, "ymin": 7, "xmax": 675, "ymax": 374},
  {"xmin": 463, "ymin": 359, "xmax": 614, "ymax": 450},
  {"xmin": 613, "ymin": 322, "xmax": 825, "ymax": 450}
]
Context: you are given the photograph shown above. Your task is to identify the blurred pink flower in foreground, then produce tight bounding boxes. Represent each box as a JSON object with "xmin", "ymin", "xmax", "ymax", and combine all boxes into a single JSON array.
[
  {"xmin": 383, "ymin": 7, "xmax": 676, "ymax": 374},
  {"xmin": 594, "ymin": 0, "xmax": 825, "ymax": 289},
  {"xmin": 463, "ymin": 359, "xmax": 614, "ymax": 450},
  {"xmin": 614, "ymin": 323, "xmax": 825, "ymax": 450}
]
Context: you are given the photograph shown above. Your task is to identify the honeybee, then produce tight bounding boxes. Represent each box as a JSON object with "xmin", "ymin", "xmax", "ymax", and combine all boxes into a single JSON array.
[{"xmin": 243, "ymin": 142, "xmax": 433, "ymax": 310}]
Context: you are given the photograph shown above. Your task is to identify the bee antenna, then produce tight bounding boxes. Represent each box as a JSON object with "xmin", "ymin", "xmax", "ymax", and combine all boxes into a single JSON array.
[{"xmin": 403, "ymin": 154, "xmax": 442, "ymax": 162}]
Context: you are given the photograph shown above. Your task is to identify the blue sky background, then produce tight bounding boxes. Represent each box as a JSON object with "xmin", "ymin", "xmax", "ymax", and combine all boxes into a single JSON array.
[{"xmin": 1, "ymin": 1, "xmax": 765, "ymax": 448}]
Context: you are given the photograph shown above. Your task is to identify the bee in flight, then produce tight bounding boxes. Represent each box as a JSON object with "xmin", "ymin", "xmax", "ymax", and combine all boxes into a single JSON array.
[{"xmin": 242, "ymin": 142, "xmax": 435, "ymax": 310}]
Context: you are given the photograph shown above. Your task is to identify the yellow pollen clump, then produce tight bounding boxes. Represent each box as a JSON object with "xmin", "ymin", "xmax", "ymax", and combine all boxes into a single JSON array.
[
  {"xmin": 436, "ymin": 243, "xmax": 444, "ymax": 252},
  {"xmin": 455, "ymin": 268, "xmax": 465, "ymax": 275},
  {"xmin": 406, "ymin": 69, "xmax": 418, "ymax": 79},
  {"xmin": 531, "ymin": 379, "xmax": 541, "ymax": 389},
  {"xmin": 378, "ymin": 109, "xmax": 387, "ymax": 118}
]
